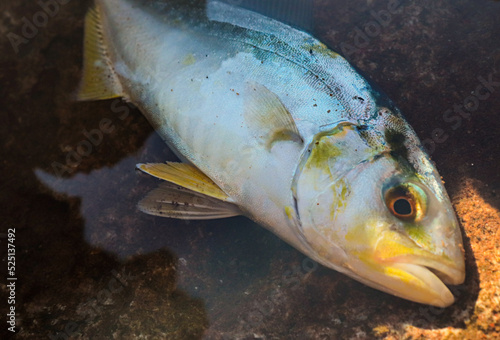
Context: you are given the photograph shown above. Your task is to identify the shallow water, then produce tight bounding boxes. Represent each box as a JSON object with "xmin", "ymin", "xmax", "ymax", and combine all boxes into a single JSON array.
[{"xmin": 1, "ymin": 0, "xmax": 500, "ymax": 338}]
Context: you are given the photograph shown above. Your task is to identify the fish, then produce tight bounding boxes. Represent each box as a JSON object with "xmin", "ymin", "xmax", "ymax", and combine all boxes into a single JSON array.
[{"xmin": 77, "ymin": 0, "xmax": 465, "ymax": 307}]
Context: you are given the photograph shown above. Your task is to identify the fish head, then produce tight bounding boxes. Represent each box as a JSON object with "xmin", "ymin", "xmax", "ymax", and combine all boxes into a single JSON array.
[{"xmin": 293, "ymin": 122, "xmax": 465, "ymax": 307}]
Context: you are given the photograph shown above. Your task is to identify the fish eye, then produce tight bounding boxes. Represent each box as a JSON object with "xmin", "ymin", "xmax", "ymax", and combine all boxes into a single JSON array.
[{"xmin": 384, "ymin": 183, "xmax": 427, "ymax": 222}]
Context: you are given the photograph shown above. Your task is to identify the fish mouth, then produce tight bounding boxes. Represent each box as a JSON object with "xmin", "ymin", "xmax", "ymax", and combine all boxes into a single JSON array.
[
  {"xmin": 384, "ymin": 259, "xmax": 463, "ymax": 307},
  {"xmin": 349, "ymin": 230, "xmax": 465, "ymax": 307},
  {"xmin": 349, "ymin": 257, "xmax": 464, "ymax": 307}
]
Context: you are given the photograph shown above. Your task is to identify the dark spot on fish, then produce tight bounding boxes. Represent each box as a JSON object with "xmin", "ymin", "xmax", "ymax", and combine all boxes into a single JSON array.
[
  {"xmin": 356, "ymin": 125, "xmax": 369, "ymax": 131},
  {"xmin": 327, "ymin": 110, "xmax": 331, "ymax": 113},
  {"xmin": 313, "ymin": 104, "xmax": 317, "ymax": 107},
  {"xmin": 385, "ymin": 129, "xmax": 408, "ymax": 160},
  {"xmin": 309, "ymin": 49, "xmax": 313, "ymax": 54},
  {"xmin": 353, "ymin": 96, "xmax": 365, "ymax": 103}
]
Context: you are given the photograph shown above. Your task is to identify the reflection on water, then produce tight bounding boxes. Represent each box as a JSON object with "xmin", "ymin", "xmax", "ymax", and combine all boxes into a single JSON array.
[{"xmin": 1, "ymin": 0, "xmax": 499, "ymax": 338}]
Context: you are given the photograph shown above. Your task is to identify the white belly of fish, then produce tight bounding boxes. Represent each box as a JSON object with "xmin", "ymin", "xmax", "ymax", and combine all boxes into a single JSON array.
[{"xmin": 123, "ymin": 35, "xmax": 306, "ymax": 229}]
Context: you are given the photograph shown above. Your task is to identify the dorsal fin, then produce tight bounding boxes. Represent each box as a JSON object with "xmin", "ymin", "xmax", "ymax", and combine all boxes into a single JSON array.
[
  {"xmin": 207, "ymin": 0, "xmax": 314, "ymax": 33},
  {"xmin": 77, "ymin": 4, "xmax": 123, "ymax": 101},
  {"xmin": 245, "ymin": 82, "xmax": 303, "ymax": 149},
  {"xmin": 137, "ymin": 162, "xmax": 232, "ymax": 202}
]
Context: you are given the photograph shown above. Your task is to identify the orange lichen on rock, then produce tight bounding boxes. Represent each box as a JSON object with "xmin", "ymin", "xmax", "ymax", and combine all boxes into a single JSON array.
[
  {"xmin": 401, "ymin": 179, "xmax": 500, "ymax": 339},
  {"xmin": 457, "ymin": 180, "xmax": 500, "ymax": 337}
]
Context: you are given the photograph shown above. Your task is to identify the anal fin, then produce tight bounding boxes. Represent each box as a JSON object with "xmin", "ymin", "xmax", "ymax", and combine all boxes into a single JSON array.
[{"xmin": 77, "ymin": 4, "xmax": 123, "ymax": 101}]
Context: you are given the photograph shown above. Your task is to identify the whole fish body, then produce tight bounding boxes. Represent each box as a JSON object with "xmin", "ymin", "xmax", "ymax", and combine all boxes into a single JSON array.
[{"xmin": 78, "ymin": 0, "xmax": 465, "ymax": 307}]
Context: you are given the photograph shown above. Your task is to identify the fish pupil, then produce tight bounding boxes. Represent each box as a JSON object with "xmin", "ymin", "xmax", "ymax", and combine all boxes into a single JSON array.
[{"xmin": 393, "ymin": 198, "xmax": 412, "ymax": 216}]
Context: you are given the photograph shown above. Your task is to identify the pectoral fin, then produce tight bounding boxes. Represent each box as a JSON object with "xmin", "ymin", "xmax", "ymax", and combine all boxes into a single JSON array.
[
  {"xmin": 139, "ymin": 182, "xmax": 241, "ymax": 220},
  {"xmin": 245, "ymin": 82, "xmax": 303, "ymax": 149},
  {"xmin": 137, "ymin": 162, "xmax": 232, "ymax": 202},
  {"xmin": 77, "ymin": 4, "xmax": 123, "ymax": 101}
]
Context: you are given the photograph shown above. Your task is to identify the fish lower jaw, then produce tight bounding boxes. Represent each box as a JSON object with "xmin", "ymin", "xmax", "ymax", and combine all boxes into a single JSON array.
[
  {"xmin": 389, "ymin": 262, "xmax": 455, "ymax": 307},
  {"xmin": 347, "ymin": 259, "xmax": 459, "ymax": 307},
  {"xmin": 369, "ymin": 247, "xmax": 465, "ymax": 305}
]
